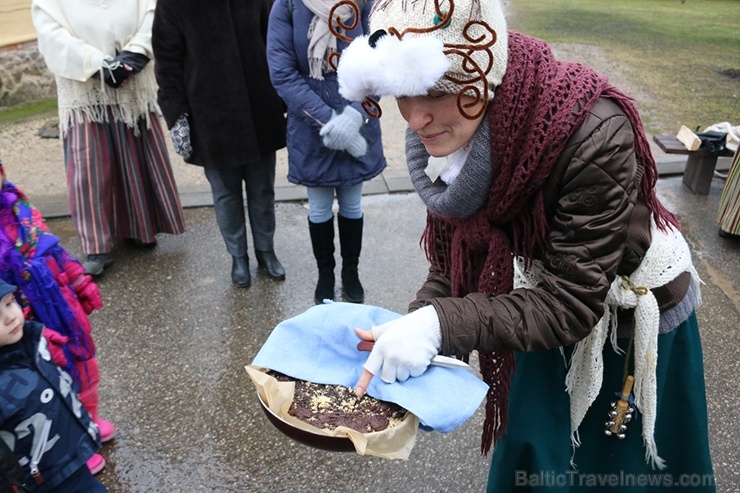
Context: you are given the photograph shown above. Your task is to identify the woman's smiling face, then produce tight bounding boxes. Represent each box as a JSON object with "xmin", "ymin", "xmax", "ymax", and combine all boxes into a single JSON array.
[{"xmin": 396, "ymin": 90, "xmax": 487, "ymax": 157}]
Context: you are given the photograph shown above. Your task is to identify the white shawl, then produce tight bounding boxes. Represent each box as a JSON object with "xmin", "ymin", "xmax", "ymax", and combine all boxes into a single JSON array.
[
  {"xmin": 31, "ymin": 0, "xmax": 160, "ymax": 135},
  {"xmin": 513, "ymin": 215, "xmax": 702, "ymax": 470}
]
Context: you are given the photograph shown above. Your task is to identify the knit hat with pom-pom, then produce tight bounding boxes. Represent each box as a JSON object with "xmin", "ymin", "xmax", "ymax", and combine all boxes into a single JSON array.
[{"xmin": 337, "ymin": 0, "xmax": 508, "ymax": 111}]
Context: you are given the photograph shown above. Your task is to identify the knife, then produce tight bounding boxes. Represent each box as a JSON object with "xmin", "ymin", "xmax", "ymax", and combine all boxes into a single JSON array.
[{"xmin": 356, "ymin": 340, "xmax": 473, "ymax": 372}]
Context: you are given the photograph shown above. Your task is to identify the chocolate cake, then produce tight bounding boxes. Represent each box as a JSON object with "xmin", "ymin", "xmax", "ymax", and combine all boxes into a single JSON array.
[{"xmin": 268, "ymin": 371, "xmax": 407, "ymax": 434}]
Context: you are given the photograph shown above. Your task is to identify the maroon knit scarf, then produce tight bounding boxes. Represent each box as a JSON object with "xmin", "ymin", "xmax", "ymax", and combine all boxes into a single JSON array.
[{"xmin": 421, "ymin": 32, "xmax": 678, "ymax": 455}]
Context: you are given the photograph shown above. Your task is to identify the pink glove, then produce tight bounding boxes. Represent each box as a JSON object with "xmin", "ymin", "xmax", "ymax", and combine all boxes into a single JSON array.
[
  {"xmin": 43, "ymin": 328, "xmax": 70, "ymax": 369},
  {"xmin": 65, "ymin": 260, "xmax": 103, "ymax": 314},
  {"xmin": 75, "ymin": 277, "xmax": 103, "ymax": 314}
]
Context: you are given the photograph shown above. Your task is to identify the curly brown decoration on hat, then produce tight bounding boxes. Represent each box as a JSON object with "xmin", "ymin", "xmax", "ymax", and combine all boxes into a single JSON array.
[
  {"xmin": 361, "ymin": 98, "xmax": 382, "ymax": 119},
  {"xmin": 442, "ymin": 20, "xmax": 497, "ymax": 119},
  {"xmin": 328, "ymin": 0, "xmax": 361, "ymax": 70},
  {"xmin": 329, "ymin": 0, "xmax": 360, "ymax": 42}
]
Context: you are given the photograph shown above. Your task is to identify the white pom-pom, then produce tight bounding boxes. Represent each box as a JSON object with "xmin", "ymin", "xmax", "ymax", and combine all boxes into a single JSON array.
[
  {"xmin": 337, "ymin": 35, "xmax": 376, "ymax": 101},
  {"xmin": 338, "ymin": 34, "xmax": 450, "ymax": 101}
]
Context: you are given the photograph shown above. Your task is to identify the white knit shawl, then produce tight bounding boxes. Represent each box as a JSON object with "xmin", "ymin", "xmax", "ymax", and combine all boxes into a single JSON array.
[
  {"xmin": 513, "ymin": 215, "xmax": 702, "ymax": 470},
  {"xmin": 31, "ymin": 0, "xmax": 160, "ymax": 136},
  {"xmin": 53, "ymin": 69, "xmax": 160, "ymax": 137}
]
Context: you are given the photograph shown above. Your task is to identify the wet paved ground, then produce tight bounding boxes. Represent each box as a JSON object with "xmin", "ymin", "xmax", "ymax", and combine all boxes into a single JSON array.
[
  {"xmin": 47, "ymin": 193, "xmax": 497, "ymax": 492},
  {"xmin": 34, "ymin": 173, "xmax": 737, "ymax": 493}
]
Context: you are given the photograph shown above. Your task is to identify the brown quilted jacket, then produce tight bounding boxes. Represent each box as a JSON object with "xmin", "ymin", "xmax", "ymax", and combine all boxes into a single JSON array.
[{"xmin": 409, "ymin": 98, "xmax": 690, "ymax": 356}]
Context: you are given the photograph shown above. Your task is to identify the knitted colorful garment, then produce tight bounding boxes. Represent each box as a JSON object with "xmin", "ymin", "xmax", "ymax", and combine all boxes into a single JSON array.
[
  {"xmin": 420, "ymin": 32, "xmax": 678, "ymax": 454},
  {"xmin": 0, "ymin": 164, "xmax": 102, "ymax": 385}
]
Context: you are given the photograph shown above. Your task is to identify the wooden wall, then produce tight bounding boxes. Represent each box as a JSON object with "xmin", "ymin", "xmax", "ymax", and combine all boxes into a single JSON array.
[{"xmin": 0, "ymin": 0, "xmax": 35, "ymax": 47}]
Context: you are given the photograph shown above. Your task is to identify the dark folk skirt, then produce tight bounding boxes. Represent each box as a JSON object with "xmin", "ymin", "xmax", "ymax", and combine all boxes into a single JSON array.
[{"xmin": 487, "ymin": 311, "xmax": 715, "ymax": 492}]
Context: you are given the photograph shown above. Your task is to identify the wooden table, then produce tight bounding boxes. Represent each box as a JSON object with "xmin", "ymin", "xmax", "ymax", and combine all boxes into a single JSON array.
[{"xmin": 653, "ymin": 134, "xmax": 734, "ymax": 195}]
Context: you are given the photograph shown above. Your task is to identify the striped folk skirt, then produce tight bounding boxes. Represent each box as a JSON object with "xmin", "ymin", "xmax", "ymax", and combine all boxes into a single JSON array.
[
  {"xmin": 64, "ymin": 111, "xmax": 186, "ymax": 254},
  {"xmin": 717, "ymin": 148, "xmax": 740, "ymax": 235}
]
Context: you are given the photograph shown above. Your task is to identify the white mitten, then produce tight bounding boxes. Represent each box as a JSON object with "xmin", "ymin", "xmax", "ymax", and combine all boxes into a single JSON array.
[
  {"xmin": 319, "ymin": 106, "xmax": 367, "ymax": 158},
  {"xmin": 363, "ymin": 305, "xmax": 442, "ymax": 384}
]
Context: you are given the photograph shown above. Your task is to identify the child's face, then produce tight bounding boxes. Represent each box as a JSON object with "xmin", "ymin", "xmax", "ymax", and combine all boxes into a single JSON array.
[{"xmin": 0, "ymin": 292, "xmax": 24, "ymax": 346}]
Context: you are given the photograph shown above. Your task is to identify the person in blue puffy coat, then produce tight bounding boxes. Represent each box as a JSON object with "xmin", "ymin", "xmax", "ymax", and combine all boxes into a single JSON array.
[
  {"xmin": 0, "ymin": 280, "xmax": 105, "ymax": 492},
  {"xmin": 267, "ymin": 0, "xmax": 387, "ymax": 305}
]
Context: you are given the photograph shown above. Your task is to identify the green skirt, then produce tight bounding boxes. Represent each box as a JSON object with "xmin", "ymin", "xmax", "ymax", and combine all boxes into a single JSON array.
[{"xmin": 487, "ymin": 311, "xmax": 715, "ymax": 492}]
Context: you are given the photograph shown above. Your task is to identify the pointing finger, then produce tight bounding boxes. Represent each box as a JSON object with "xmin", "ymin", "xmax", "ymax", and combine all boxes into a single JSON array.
[{"xmin": 354, "ymin": 368, "xmax": 374, "ymax": 398}]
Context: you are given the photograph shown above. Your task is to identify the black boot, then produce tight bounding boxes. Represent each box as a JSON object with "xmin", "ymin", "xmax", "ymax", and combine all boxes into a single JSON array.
[
  {"xmin": 338, "ymin": 215, "xmax": 364, "ymax": 303},
  {"xmin": 255, "ymin": 250, "xmax": 286, "ymax": 280},
  {"xmin": 231, "ymin": 255, "xmax": 251, "ymax": 287},
  {"xmin": 309, "ymin": 217, "xmax": 335, "ymax": 304}
]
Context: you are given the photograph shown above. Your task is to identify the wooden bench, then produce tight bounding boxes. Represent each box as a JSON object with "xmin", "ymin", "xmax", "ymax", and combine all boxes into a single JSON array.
[{"xmin": 653, "ymin": 134, "xmax": 734, "ymax": 195}]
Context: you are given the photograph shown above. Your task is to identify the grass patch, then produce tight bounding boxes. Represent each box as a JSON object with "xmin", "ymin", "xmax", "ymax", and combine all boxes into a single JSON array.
[
  {"xmin": 508, "ymin": 0, "xmax": 740, "ymax": 134},
  {"xmin": 0, "ymin": 99, "xmax": 57, "ymax": 126}
]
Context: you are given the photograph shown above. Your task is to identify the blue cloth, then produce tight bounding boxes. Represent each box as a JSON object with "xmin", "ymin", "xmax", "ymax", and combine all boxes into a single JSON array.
[{"xmin": 252, "ymin": 302, "xmax": 489, "ymax": 433}]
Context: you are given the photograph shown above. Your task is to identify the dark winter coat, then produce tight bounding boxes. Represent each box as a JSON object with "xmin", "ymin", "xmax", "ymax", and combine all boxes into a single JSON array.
[
  {"xmin": 0, "ymin": 321, "xmax": 100, "ymax": 492},
  {"xmin": 267, "ymin": 0, "xmax": 386, "ymax": 187},
  {"xmin": 152, "ymin": 0, "xmax": 287, "ymax": 169}
]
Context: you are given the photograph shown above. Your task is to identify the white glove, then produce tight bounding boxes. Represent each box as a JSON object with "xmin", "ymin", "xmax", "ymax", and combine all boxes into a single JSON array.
[
  {"xmin": 363, "ymin": 305, "xmax": 442, "ymax": 384},
  {"xmin": 319, "ymin": 106, "xmax": 368, "ymax": 158}
]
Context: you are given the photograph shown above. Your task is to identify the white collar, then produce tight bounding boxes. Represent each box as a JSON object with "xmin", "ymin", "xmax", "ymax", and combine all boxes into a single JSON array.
[{"xmin": 424, "ymin": 143, "xmax": 473, "ymax": 185}]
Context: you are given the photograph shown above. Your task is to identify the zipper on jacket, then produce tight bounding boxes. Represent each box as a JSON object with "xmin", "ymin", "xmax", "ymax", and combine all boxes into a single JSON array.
[{"xmin": 30, "ymin": 419, "xmax": 51, "ymax": 485}]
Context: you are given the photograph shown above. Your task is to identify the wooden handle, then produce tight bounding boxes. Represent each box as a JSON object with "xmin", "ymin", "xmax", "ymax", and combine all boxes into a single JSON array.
[
  {"xmin": 620, "ymin": 375, "xmax": 635, "ymax": 400},
  {"xmin": 608, "ymin": 375, "xmax": 635, "ymax": 436},
  {"xmin": 356, "ymin": 340, "xmax": 374, "ymax": 352}
]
